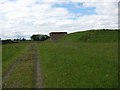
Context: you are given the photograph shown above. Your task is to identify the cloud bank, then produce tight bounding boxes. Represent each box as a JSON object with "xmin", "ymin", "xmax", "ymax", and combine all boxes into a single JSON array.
[{"xmin": 0, "ymin": 0, "xmax": 119, "ymax": 39}]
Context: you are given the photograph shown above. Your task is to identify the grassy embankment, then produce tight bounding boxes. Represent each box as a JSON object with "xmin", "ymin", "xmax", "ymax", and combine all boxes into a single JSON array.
[{"xmin": 38, "ymin": 30, "xmax": 118, "ymax": 88}]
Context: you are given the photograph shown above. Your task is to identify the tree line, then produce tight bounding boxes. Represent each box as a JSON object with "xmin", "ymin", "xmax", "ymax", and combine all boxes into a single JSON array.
[
  {"xmin": 1, "ymin": 34, "xmax": 49, "ymax": 44},
  {"xmin": 31, "ymin": 34, "xmax": 49, "ymax": 41}
]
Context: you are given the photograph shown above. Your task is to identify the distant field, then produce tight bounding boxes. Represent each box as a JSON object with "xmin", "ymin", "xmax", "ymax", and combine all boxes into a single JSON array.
[{"xmin": 2, "ymin": 30, "xmax": 118, "ymax": 88}]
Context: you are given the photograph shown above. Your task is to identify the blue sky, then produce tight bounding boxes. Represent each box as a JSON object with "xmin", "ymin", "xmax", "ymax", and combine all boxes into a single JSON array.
[
  {"xmin": 53, "ymin": 2, "xmax": 96, "ymax": 16},
  {"xmin": 9, "ymin": 0, "xmax": 17, "ymax": 2},
  {"xmin": 0, "ymin": 0, "xmax": 118, "ymax": 39}
]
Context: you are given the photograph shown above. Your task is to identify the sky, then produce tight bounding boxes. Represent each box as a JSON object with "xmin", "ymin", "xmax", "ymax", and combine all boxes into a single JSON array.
[{"xmin": 0, "ymin": 0, "xmax": 119, "ymax": 39}]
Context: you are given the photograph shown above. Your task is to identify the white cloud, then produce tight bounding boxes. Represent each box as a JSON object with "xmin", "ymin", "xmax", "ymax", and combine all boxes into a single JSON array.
[{"xmin": 0, "ymin": 0, "xmax": 119, "ymax": 39}]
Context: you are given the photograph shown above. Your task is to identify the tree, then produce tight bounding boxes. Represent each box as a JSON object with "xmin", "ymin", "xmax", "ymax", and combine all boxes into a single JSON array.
[
  {"xmin": 22, "ymin": 38, "xmax": 26, "ymax": 41},
  {"xmin": 31, "ymin": 34, "xmax": 49, "ymax": 41}
]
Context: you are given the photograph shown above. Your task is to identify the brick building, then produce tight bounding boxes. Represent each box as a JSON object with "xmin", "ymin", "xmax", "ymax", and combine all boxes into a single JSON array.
[{"xmin": 49, "ymin": 32, "xmax": 67, "ymax": 40}]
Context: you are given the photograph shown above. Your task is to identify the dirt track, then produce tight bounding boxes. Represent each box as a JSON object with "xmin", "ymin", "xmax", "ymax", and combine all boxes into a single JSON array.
[
  {"xmin": 2, "ymin": 43, "xmax": 43, "ymax": 88},
  {"xmin": 33, "ymin": 44, "xmax": 43, "ymax": 88}
]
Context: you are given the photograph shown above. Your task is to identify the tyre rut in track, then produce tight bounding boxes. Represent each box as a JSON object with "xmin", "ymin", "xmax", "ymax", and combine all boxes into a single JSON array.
[{"xmin": 32, "ymin": 44, "xmax": 43, "ymax": 88}]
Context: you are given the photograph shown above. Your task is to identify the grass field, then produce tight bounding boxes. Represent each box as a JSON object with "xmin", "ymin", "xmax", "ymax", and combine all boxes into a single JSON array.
[
  {"xmin": 38, "ymin": 30, "xmax": 118, "ymax": 88},
  {"xmin": 38, "ymin": 42, "xmax": 118, "ymax": 88},
  {"xmin": 2, "ymin": 30, "xmax": 118, "ymax": 88}
]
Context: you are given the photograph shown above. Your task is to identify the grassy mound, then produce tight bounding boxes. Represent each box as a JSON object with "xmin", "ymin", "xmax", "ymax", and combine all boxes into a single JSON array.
[{"xmin": 60, "ymin": 29, "xmax": 118, "ymax": 42}]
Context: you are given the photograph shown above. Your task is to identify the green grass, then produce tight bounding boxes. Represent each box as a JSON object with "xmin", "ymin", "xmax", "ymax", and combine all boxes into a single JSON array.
[
  {"xmin": 2, "ymin": 43, "xmax": 29, "ymax": 75},
  {"xmin": 2, "ymin": 30, "xmax": 118, "ymax": 88},
  {"xmin": 38, "ymin": 30, "xmax": 118, "ymax": 88},
  {"xmin": 3, "ymin": 43, "xmax": 36, "ymax": 88},
  {"xmin": 3, "ymin": 59, "xmax": 35, "ymax": 88},
  {"xmin": 60, "ymin": 30, "xmax": 118, "ymax": 42}
]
